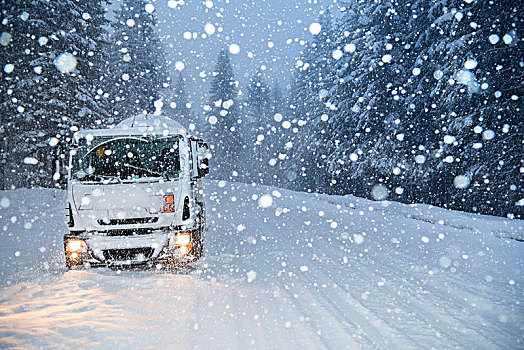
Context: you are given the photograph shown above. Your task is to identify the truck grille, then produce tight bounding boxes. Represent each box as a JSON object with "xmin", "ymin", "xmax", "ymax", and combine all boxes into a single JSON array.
[
  {"xmin": 98, "ymin": 217, "xmax": 159, "ymax": 225},
  {"xmin": 103, "ymin": 248, "xmax": 154, "ymax": 261},
  {"xmin": 105, "ymin": 228, "xmax": 154, "ymax": 236}
]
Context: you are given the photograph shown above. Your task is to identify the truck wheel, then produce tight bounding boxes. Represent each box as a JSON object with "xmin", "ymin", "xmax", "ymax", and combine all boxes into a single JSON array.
[
  {"xmin": 65, "ymin": 257, "xmax": 76, "ymax": 270},
  {"xmin": 192, "ymin": 204, "xmax": 205, "ymax": 259},
  {"xmin": 65, "ymin": 254, "xmax": 83, "ymax": 270},
  {"xmin": 190, "ymin": 227, "xmax": 203, "ymax": 259},
  {"xmin": 193, "ymin": 236, "xmax": 204, "ymax": 259}
]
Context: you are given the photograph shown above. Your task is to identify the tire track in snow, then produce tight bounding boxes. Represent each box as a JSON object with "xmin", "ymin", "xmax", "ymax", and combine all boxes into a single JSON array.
[
  {"xmin": 260, "ymin": 285, "xmax": 331, "ymax": 350},
  {"xmin": 397, "ymin": 290, "xmax": 498, "ymax": 349},
  {"xmin": 304, "ymin": 266, "xmax": 419, "ymax": 349},
  {"xmin": 420, "ymin": 275, "xmax": 523, "ymax": 342},
  {"xmin": 277, "ymin": 282, "xmax": 363, "ymax": 349},
  {"xmin": 364, "ymin": 256, "xmax": 522, "ymax": 348},
  {"xmin": 0, "ymin": 274, "xmax": 130, "ymax": 347},
  {"xmin": 329, "ymin": 261, "xmax": 503, "ymax": 349},
  {"xmin": 178, "ymin": 271, "xmax": 329, "ymax": 350}
]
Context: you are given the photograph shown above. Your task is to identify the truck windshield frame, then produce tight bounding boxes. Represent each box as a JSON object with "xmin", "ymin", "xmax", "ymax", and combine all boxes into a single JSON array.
[{"xmin": 71, "ymin": 135, "xmax": 182, "ymax": 183}]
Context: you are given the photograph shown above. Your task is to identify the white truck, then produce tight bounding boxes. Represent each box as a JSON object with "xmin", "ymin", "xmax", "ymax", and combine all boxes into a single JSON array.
[{"xmin": 63, "ymin": 114, "xmax": 209, "ymax": 269}]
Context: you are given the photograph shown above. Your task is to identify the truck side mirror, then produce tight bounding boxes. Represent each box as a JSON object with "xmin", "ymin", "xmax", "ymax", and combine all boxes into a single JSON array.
[
  {"xmin": 197, "ymin": 141, "xmax": 209, "ymax": 178},
  {"xmin": 190, "ymin": 138, "xmax": 210, "ymax": 180}
]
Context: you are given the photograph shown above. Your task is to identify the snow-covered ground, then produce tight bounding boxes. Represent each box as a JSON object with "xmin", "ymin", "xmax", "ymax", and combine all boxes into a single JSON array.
[{"xmin": 0, "ymin": 181, "xmax": 522, "ymax": 349}]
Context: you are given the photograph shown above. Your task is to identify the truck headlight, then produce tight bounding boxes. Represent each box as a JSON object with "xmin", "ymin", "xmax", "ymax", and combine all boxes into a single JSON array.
[
  {"xmin": 67, "ymin": 239, "xmax": 86, "ymax": 253},
  {"xmin": 175, "ymin": 233, "xmax": 191, "ymax": 246},
  {"xmin": 169, "ymin": 233, "xmax": 192, "ymax": 256},
  {"xmin": 179, "ymin": 244, "xmax": 191, "ymax": 255}
]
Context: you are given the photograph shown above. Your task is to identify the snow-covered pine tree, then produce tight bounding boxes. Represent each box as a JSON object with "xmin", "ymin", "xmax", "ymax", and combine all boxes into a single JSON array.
[
  {"xmin": 290, "ymin": 0, "xmax": 522, "ymax": 218},
  {"xmin": 288, "ymin": 9, "xmax": 337, "ymax": 193},
  {"xmin": 205, "ymin": 48, "xmax": 244, "ymax": 181},
  {"xmin": 266, "ymin": 82, "xmax": 293, "ymax": 188},
  {"xmin": 245, "ymin": 71, "xmax": 273, "ymax": 184},
  {"xmin": 270, "ymin": 82, "xmax": 287, "ymax": 117},
  {"xmin": 0, "ymin": 0, "xmax": 111, "ymax": 189},
  {"xmin": 108, "ymin": 0, "xmax": 168, "ymax": 120},
  {"xmin": 405, "ymin": 0, "xmax": 523, "ymax": 217},
  {"xmin": 166, "ymin": 71, "xmax": 193, "ymax": 127},
  {"xmin": 246, "ymin": 72, "xmax": 271, "ymax": 127},
  {"xmin": 316, "ymin": 1, "xmax": 418, "ymax": 198},
  {"xmin": 264, "ymin": 82, "xmax": 294, "ymax": 188}
]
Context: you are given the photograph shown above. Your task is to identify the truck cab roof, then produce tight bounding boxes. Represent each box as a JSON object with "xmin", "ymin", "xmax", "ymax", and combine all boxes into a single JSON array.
[{"xmin": 76, "ymin": 114, "xmax": 188, "ymax": 139}]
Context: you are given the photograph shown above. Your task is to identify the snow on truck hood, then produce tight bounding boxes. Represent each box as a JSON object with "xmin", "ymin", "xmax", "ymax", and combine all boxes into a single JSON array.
[{"xmin": 72, "ymin": 181, "xmax": 182, "ymax": 213}]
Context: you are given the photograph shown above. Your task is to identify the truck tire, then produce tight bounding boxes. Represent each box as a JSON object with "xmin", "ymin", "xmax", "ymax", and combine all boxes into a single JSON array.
[
  {"xmin": 192, "ymin": 201, "xmax": 205, "ymax": 259},
  {"xmin": 65, "ymin": 259, "xmax": 73, "ymax": 270},
  {"xmin": 191, "ymin": 229, "xmax": 204, "ymax": 259}
]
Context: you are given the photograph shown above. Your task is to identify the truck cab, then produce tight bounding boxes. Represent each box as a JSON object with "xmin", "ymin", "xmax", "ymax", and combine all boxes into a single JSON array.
[{"xmin": 63, "ymin": 114, "xmax": 209, "ymax": 269}]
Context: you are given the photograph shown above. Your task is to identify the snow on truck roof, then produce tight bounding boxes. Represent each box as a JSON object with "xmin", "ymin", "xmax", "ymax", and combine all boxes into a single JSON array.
[{"xmin": 76, "ymin": 114, "xmax": 188, "ymax": 138}]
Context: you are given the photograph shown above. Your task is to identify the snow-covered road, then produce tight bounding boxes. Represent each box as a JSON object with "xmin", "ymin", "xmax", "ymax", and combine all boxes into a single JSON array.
[{"xmin": 0, "ymin": 181, "xmax": 523, "ymax": 349}]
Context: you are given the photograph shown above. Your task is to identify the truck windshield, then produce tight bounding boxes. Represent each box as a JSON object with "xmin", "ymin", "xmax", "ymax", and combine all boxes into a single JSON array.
[{"xmin": 71, "ymin": 136, "xmax": 181, "ymax": 183}]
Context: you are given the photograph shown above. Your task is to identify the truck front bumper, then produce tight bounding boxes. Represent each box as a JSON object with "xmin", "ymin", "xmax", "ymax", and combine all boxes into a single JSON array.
[{"xmin": 64, "ymin": 228, "xmax": 199, "ymax": 269}]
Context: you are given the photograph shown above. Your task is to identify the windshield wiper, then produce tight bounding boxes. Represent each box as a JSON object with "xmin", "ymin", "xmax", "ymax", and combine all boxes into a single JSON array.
[
  {"xmin": 123, "ymin": 163, "xmax": 163, "ymax": 177},
  {"xmin": 79, "ymin": 173, "xmax": 122, "ymax": 184},
  {"xmin": 102, "ymin": 174, "xmax": 123, "ymax": 183},
  {"xmin": 95, "ymin": 174, "xmax": 122, "ymax": 184}
]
